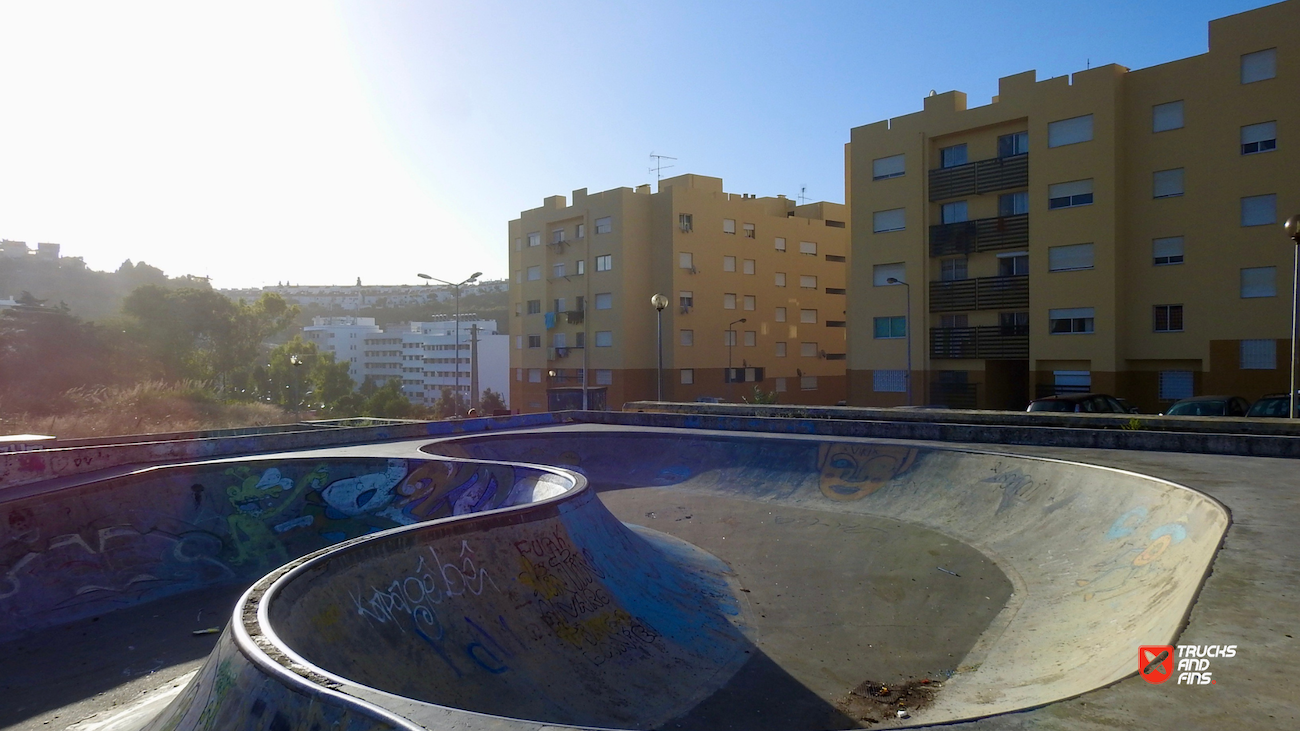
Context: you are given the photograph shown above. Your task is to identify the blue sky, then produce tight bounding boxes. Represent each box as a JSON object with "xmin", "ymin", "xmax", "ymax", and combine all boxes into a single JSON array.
[{"xmin": 0, "ymin": 1, "xmax": 1271, "ymax": 289}]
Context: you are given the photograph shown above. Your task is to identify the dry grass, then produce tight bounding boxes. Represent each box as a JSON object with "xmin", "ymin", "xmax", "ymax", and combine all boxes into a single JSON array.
[{"xmin": 0, "ymin": 380, "xmax": 292, "ymax": 439}]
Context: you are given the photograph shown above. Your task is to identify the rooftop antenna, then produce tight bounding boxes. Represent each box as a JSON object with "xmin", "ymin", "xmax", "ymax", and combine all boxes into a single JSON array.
[
  {"xmin": 798, "ymin": 185, "xmax": 809, "ymax": 205},
  {"xmin": 649, "ymin": 152, "xmax": 676, "ymax": 181}
]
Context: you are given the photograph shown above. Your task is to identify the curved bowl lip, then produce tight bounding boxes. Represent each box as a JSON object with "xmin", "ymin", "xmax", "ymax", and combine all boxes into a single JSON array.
[
  {"xmin": 238, "ymin": 453, "xmax": 602, "ymax": 730},
  {"xmin": 226, "ymin": 430, "xmax": 1231, "ymax": 731}
]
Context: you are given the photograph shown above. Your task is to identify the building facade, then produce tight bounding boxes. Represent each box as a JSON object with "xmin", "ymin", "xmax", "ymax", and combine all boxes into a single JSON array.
[
  {"xmin": 847, "ymin": 1, "xmax": 1299, "ymax": 413},
  {"xmin": 509, "ymin": 174, "xmax": 848, "ymax": 413}
]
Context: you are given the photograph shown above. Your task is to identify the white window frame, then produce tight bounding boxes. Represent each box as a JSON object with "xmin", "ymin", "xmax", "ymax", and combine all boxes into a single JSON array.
[
  {"xmin": 872, "ymin": 208, "xmax": 905, "ymax": 233},
  {"xmin": 1048, "ymin": 307, "xmax": 1095, "ymax": 335},
  {"xmin": 1159, "ymin": 371, "xmax": 1194, "ymax": 401},
  {"xmin": 1152, "ymin": 101, "xmax": 1184, "ymax": 133},
  {"xmin": 743, "ymin": 259, "xmax": 755, "ymax": 275},
  {"xmin": 679, "ymin": 252, "xmax": 694, "ymax": 269},
  {"xmin": 1241, "ymin": 48, "xmax": 1276, "ymax": 84},
  {"xmin": 800, "ymin": 342, "xmax": 818, "ymax": 357},
  {"xmin": 799, "ymin": 241, "xmax": 818, "ymax": 255},
  {"xmin": 595, "ymin": 369, "xmax": 613, "ymax": 385},
  {"xmin": 594, "ymin": 292, "xmax": 613, "ymax": 310},
  {"xmin": 1241, "ymin": 194, "xmax": 1277, "ymax": 227},
  {"xmin": 743, "ymin": 295, "xmax": 756, "ymax": 311},
  {"xmin": 1153, "ymin": 236, "xmax": 1184, "ymax": 266},
  {"xmin": 1153, "ymin": 168, "xmax": 1184, "ymax": 199},
  {"xmin": 723, "ymin": 218, "xmax": 736, "ymax": 234},
  {"xmin": 723, "ymin": 293, "xmax": 736, "ymax": 310},
  {"xmin": 775, "ymin": 307, "xmax": 786, "ymax": 322},
  {"xmin": 1048, "ymin": 179, "xmax": 1094, "ymax": 210},
  {"xmin": 873, "ymin": 262, "xmax": 905, "ymax": 286},
  {"xmin": 680, "ymin": 369, "xmax": 694, "ymax": 385},
  {"xmin": 1242, "ymin": 121, "xmax": 1277, "ymax": 155},
  {"xmin": 1241, "ymin": 267, "xmax": 1277, "ymax": 298},
  {"xmin": 775, "ymin": 272, "xmax": 786, "ymax": 287},
  {"xmin": 872, "ymin": 154, "xmax": 905, "ymax": 180},
  {"xmin": 595, "ymin": 254, "xmax": 613, "ymax": 271},
  {"xmin": 800, "ymin": 275, "xmax": 818, "ymax": 289},
  {"xmin": 680, "ymin": 329, "xmax": 694, "ymax": 346},
  {"xmin": 595, "ymin": 216, "xmax": 612, "ymax": 234},
  {"xmin": 743, "ymin": 330, "xmax": 756, "ymax": 347},
  {"xmin": 800, "ymin": 309, "xmax": 817, "ymax": 324},
  {"xmin": 1048, "ymin": 114, "xmax": 1094, "ymax": 147},
  {"xmin": 1241, "ymin": 339, "xmax": 1276, "ymax": 369},
  {"xmin": 775, "ymin": 237, "xmax": 786, "ymax": 252},
  {"xmin": 723, "ymin": 255, "xmax": 736, "ymax": 272},
  {"xmin": 526, "ymin": 265, "xmax": 541, "ymax": 281},
  {"xmin": 775, "ymin": 342, "xmax": 787, "ymax": 357},
  {"xmin": 594, "ymin": 331, "xmax": 613, "ymax": 347},
  {"xmin": 528, "ymin": 232, "xmax": 541, "ymax": 247},
  {"xmin": 1048, "ymin": 243, "xmax": 1094, "ymax": 272}
]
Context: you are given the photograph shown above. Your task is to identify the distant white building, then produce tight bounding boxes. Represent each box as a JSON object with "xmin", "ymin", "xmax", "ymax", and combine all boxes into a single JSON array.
[
  {"xmin": 302, "ymin": 316, "xmax": 383, "ymax": 383},
  {"xmin": 221, "ymin": 280, "xmax": 510, "ymax": 311},
  {"xmin": 0, "ymin": 241, "xmax": 60, "ymax": 260}
]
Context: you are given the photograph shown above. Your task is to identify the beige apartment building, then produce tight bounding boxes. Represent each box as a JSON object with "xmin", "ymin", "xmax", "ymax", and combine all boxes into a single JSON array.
[
  {"xmin": 509, "ymin": 174, "xmax": 848, "ymax": 412},
  {"xmin": 847, "ymin": 0, "xmax": 1300, "ymax": 413}
]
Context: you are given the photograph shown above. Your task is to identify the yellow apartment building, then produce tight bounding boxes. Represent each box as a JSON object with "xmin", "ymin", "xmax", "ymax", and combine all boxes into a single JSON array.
[
  {"xmin": 846, "ymin": 0, "xmax": 1299, "ymax": 413},
  {"xmin": 509, "ymin": 174, "xmax": 849, "ymax": 412}
]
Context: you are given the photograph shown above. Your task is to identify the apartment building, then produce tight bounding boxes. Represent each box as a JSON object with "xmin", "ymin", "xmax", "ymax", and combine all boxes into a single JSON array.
[
  {"xmin": 847, "ymin": 1, "xmax": 1299, "ymax": 413},
  {"xmin": 509, "ymin": 174, "xmax": 848, "ymax": 412}
]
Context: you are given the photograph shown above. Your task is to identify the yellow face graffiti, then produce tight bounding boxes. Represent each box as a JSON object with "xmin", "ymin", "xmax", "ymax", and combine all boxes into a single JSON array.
[{"xmin": 816, "ymin": 443, "xmax": 918, "ymax": 501}]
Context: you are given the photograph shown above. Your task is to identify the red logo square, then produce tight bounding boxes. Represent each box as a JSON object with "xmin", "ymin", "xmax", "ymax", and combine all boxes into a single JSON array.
[{"xmin": 1140, "ymin": 645, "xmax": 1174, "ymax": 684}]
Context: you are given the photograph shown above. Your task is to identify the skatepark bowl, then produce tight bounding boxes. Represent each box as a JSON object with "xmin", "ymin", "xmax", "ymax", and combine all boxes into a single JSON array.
[{"xmin": 0, "ymin": 423, "xmax": 1228, "ymax": 730}]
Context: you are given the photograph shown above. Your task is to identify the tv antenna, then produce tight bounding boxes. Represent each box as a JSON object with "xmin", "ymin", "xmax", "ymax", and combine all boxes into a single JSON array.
[
  {"xmin": 649, "ymin": 152, "xmax": 676, "ymax": 181},
  {"xmin": 798, "ymin": 185, "xmax": 809, "ymax": 205}
]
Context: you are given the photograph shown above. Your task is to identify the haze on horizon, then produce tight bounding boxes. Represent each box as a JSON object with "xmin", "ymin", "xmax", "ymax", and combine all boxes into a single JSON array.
[{"xmin": 0, "ymin": 0, "xmax": 1265, "ymax": 290}]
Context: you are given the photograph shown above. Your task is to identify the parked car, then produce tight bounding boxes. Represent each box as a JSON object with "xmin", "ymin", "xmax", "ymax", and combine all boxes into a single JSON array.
[
  {"xmin": 1246, "ymin": 393, "xmax": 1300, "ymax": 418},
  {"xmin": 1163, "ymin": 395, "xmax": 1250, "ymax": 417},
  {"xmin": 695, "ymin": 396, "xmax": 725, "ymax": 404},
  {"xmin": 1027, "ymin": 393, "xmax": 1132, "ymax": 413}
]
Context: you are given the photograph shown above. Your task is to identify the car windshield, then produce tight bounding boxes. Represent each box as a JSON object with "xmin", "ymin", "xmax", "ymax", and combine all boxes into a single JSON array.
[
  {"xmin": 1247, "ymin": 398, "xmax": 1291, "ymax": 417},
  {"xmin": 1167, "ymin": 401, "xmax": 1226, "ymax": 416},
  {"xmin": 1028, "ymin": 400, "xmax": 1075, "ymax": 412}
]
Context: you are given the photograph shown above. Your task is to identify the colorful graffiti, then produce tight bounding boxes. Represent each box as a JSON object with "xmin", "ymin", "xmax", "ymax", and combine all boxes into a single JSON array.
[
  {"xmin": 816, "ymin": 443, "xmax": 919, "ymax": 501},
  {"xmin": 1076, "ymin": 507, "xmax": 1190, "ymax": 603}
]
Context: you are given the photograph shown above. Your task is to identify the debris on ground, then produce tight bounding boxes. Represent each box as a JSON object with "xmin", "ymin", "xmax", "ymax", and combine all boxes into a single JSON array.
[
  {"xmin": 191, "ymin": 627, "xmax": 220, "ymax": 636},
  {"xmin": 835, "ymin": 677, "xmax": 941, "ymax": 726}
]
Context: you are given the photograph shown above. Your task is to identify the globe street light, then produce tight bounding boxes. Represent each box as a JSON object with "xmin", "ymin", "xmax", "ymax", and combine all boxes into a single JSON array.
[
  {"xmin": 727, "ymin": 317, "xmax": 747, "ymax": 400},
  {"xmin": 886, "ymin": 277, "xmax": 913, "ymax": 406},
  {"xmin": 1286, "ymin": 214, "xmax": 1300, "ymax": 418},
  {"xmin": 651, "ymin": 294, "xmax": 669, "ymax": 401},
  {"xmin": 417, "ymin": 271, "xmax": 482, "ymax": 414}
]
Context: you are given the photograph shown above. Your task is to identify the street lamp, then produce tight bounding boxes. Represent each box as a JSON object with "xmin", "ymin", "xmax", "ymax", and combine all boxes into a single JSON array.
[
  {"xmin": 417, "ymin": 271, "xmax": 482, "ymax": 415},
  {"xmin": 651, "ymin": 294, "xmax": 669, "ymax": 401},
  {"xmin": 886, "ymin": 277, "xmax": 913, "ymax": 406},
  {"xmin": 727, "ymin": 317, "xmax": 747, "ymax": 399},
  {"xmin": 1286, "ymin": 214, "xmax": 1300, "ymax": 418}
]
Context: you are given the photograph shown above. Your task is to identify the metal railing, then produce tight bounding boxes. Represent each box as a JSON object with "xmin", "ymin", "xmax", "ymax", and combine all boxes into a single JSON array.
[
  {"xmin": 930, "ymin": 325, "xmax": 1029, "ymax": 359},
  {"xmin": 930, "ymin": 275, "xmax": 1028, "ymax": 312},
  {"xmin": 929, "ymin": 214, "xmax": 1028, "ymax": 257},
  {"xmin": 928, "ymin": 153, "xmax": 1027, "ymax": 201}
]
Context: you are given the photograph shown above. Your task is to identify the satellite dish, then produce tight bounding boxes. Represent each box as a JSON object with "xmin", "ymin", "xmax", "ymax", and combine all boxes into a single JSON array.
[{"xmin": 928, "ymin": 90, "xmax": 937, "ymax": 97}]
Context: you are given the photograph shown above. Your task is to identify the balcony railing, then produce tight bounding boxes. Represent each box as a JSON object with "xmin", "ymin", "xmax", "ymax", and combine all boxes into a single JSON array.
[
  {"xmin": 930, "ymin": 382, "xmax": 978, "ymax": 409},
  {"xmin": 930, "ymin": 326, "xmax": 1029, "ymax": 359},
  {"xmin": 566, "ymin": 309, "xmax": 585, "ymax": 325},
  {"xmin": 929, "ymin": 275, "xmax": 1028, "ymax": 312},
  {"xmin": 929, "ymin": 214, "xmax": 1028, "ymax": 257},
  {"xmin": 928, "ymin": 153, "xmax": 1028, "ymax": 201}
]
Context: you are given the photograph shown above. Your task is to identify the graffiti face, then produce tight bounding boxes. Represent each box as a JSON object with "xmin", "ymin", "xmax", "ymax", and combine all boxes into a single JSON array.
[
  {"xmin": 320, "ymin": 459, "xmax": 409, "ymax": 518},
  {"xmin": 817, "ymin": 443, "xmax": 918, "ymax": 501},
  {"xmin": 226, "ymin": 468, "xmax": 294, "ymax": 517}
]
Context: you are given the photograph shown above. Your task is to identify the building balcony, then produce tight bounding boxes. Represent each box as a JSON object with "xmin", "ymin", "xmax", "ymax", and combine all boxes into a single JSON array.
[
  {"xmin": 929, "ymin": 275, "xmax": 1028, "ymax": 312},
  {"xmin": 928, "ymin": 153, "xmax": 1028, "ymax": 201},
  {"xmin": 929, "ymin": 214, "xmax": 1028, "ymax": 257},
  {"xmin": 929, "ymin": 325, "xmax": 1029, "ymax": 360},
  {"xmin": 565, "ymin": 309, "xmax": 584, "ymax": 325}
]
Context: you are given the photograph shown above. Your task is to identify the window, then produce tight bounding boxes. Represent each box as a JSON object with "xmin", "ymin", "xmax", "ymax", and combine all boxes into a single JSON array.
[
  {"xmin": 679, "ymin": 291, "xmax": 693, "ymax": 308},
  {"xmin": 800, "ymin": 275, "xmax": 818, "ymax": 289},
  {"xmin": 595, "ymin": 216, "xmax": 612, "ymax": 234},
  {"xmin": 998, "ymin": 131, "xmax": 1029, "ymax": 157},
  {"xmin": 1049, "ymin": 243, "xmax": 1095, "ymax": 271},
  {"xmin": 551, "ymin": 228, "xmax": 565, "ymax": 244},
  {"xmin": 723, "ymin": 256, "xmax": 736, "ymax": 272},
  {"xmin": 799, "ymin": 241, "xmax": 818, "ymax": 255},
  {"xmin": 680, "ymin": 329, "xmax": 694, "ymax": 346},
  {"xmin": 941, "ymin": 314, "xmax": 969, "ymax": 328},
  {"xmin": 775, "ymin": 342, "xmax": 787, "ymax": 357},
  {"xmin": 516, "ymin": 367, "xmax": 523, "ymax": 380},
  {"xmin": 679, "ymin": 252, "xmax": 693, "ymax": 269},
  {"xmin": 775, "ymin": 272, "xmax": 786, "ymax": 287},
  {"xmin": 873, "ymin": 208, "xmax": 905, "ymax": 232},
  {"xmin": 999, "ymin": 312, "xmax": 1028, "ymax": 331},
  {"xmin": 743, "ymin": 223, "xmax": 755, "ymax": 238},
  {"xmin": 801, "ymin": 376, "xmax": 818, "ymax": 391},
  {"xmin": 1048, "ymin": 115, "xmax": 1093, "ymax": 147},
  {"xmin": 596, "ymin": 369, "xmax": 612, "ymax": 385},
  {"xmin": 679, "ymin": 214, "xmax": 692, "ymax": 232},
  {"xmin": 1242, "ymin": 122, "xmax": 1277, "ymax": 154},
  {"xmin": 800, "ymin": 309, "xmax": 818, "ymax": 324},
  {"xmin": 1153, "ymin": 101, "xmax": 1184, "ymax": 132},
  {"xmin": 873, "ymin": 262, "xmax": 905, "ymax": 286},
  {"xmin": 1241, "ymin": 48, "xmax": 1276, "ymax": 84},
  {"xmin": 723, "ymin": 293, "xmax": 736, "ymax": 309},
  {"xmin": 528, "ymin": 232, "xmax": 541, "ymax": 247},
  {"xmin": 527, "ymin": 265, "xmax": 541, "ymax": 281},
  {"xmin": 576, "ymin": 223, "xmax": 585, "ymax": 239},
  {"xmin": 1241, "ymin": 267, "xmax": 1277, "ymax": 298},
  {"xmin": 1241, "ymin": 339, "xmax": 1277, "ymax": 369},
  {"xmin": 595, "ymin": 254, "xmax": 612, "ymax": 271},
  {"xmin": 800, "ymin": 342, "xmax": 818, "ymax": 357},
  {"xmin": 775, "ymin": 307, "xmax": 787, "ymax": 322},
  {"xmin": 940, "ymin": 144, "xmax": 967, "ymax": 168},
  {"xmin": 514, "ymin": 237, "xmax": 522, "ymax": 251},
  {"xmin": 515, "ymin": 335, "xmax": 522, "ymax": 349},
  {"xmin": 1154, "ymin": 237, "xmax": 1184, "ymax": 265},
  {"xmin": 744, "ymin": 331, "xmax": 756, "ymax": 346},
  {"xmin": 553, "ymin": 262, "xmax": 566, "ymax": 278},
  {"xmin": 1242, "ymin": 194, "xmax": 1277, "ymax": 226},
  {"xmin": 553, "ymin": 332, "xmax": 567, "ymax": 348},
  {"xmin": 1153, "ymin": 169, "xmax": 1184, "ymax": 198},
  {"xmin": 1049, "ymin": 307, "xmax": 1095, "ymax": 334},
  {"xmin": 743, "ymin": 259, "xmax": 755, "ymax": 275},
  {"xmin": 680, "ymin": 369, "xmax": 694, "ymax": 385},
  {"xmin": 724, "ymin": 330, "xmax": 737, "ymax": 347},
  {"xmin": 775, "ymin": 237, "xmax": 786, "ymax": 252},
  {"xmin": 595, "ymin": 292, "xmax": 613, "ymax": 309},
  {"xmin": 528, "ymin": 368, "xmax": 541, "ymax": 383},
  {"xmin": 1154, "ymin": 304, "xmax": 1183, "ymax": 332},
  {"xmin": 575, "ymin": 332, "xmax": 585, "ymax": 348},
  {"xmin": 992, "ymin": 191, "xmax": 1028, "ymax": 217},
  {"xmin": 1054, "ymin": 370, "xmax": 1090, "ymax": 391},
  {"xmin": 874, "ymin": 316, "xmax": 906, "ymax": 339},
  {"xmin": 941, "ymin": 201, "xmax": 968, "ymax": 224},
  {"xmin": 873, "ymin": 154, "xmax": 905, "ymax": 179},
  {"xmin": 825, "ymin": 254, "xmax": 846, "ymax": 263},
  {"xmin": 594, "ymin": 331, "xmax": 613, "ymax": 347},
  {"xmin": 526, "ymin": 299, "xmax": 541, "ymax": 314},
  {"xmin": 874, "ymin": 370, "xmax": 907, "ymax": 392},
  {"xmin": 1159, "ymin": 371, "xmax": 1194, "ymax": 401},
  {"xmin": 1048, "ymin": 180, "xmax": 1093, "ymax": 209},
  {"xmin": 998, "ymin": 252, "xmax": 1029, "ymax": 276},
  {"xmin": 576, "ymin": 259, "xmax": 585, "ymax": 275},
  {"xmin": 514, "ymin": 269, "xmax": 522, "ymax": 283},
  {"xmin": 527, "ymin": 335, "xmax": 542, "ymax": 348},
  {"xmin": 743, "ymin": 295, "xmax": 756, "ymax": 311},
  {"xmin": 723, "ymin": 219, "xmax": 736, "ymax": 234},
  {"xmin": 774, "ymin": 377, "xmax": 787, "ymax": 392},
  {"xmin": 940, "ymin": 257, "xmax": 968, "ymax": 281}
]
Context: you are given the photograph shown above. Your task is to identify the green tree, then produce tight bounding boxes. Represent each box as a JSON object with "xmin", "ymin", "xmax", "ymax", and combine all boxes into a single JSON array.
[
  {"xmin": 363, "ymin": 379, "xmax": 416, "ymax": 418},
  {"xmin": 479, "ymin": 388, "xmax": 507, "ymax": 414},
  {"xmin": 432, "ymin": 387, "xmax": 467, "ymax": 419},
  {"xmin": 0, "ymin": 308, "xmax": 135, "ymax": 413},
  {"xmin": 260, "ymin": 336, "xmax": 355, "ymax": 413}
]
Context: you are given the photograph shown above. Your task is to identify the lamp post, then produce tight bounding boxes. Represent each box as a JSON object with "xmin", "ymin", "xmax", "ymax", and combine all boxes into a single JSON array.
[
  {"xmin": 727, "ymin": 317, "xmax": 747, "ymax": 400},
  {"xmin": 886, "ymin": 277, "xmax": 913, "ymax": 406},
  {"xmin": 1286, "ymin": 214, "xmax": 1300, "ymax": 418},
  {"xmin": 417, "ymin": 271, "xmax": 482, "ymax": 415},
  {"xmin": 651, "ymin": 294, "xmax": 669, "ymax": 401}
]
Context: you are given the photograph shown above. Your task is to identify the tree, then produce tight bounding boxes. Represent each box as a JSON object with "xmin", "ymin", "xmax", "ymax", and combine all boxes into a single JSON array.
[
  {"xmin": 479, "ymin": 388, "xmax": 507, "ymax": 414},
  {"xmin": 0, "ymin": 308, "xmax": 133, "ymax": 413},
  {"xmin": 744, "ymin": 386, "xmax": 779, "ymax": 404},
  {"xmin": 363, "ymin": 379, "xmax": 416, "ymax": 418},
  {"xmin": 432, "ymin": 387, "xmax": 467, "ymax": 419},
  {"xmin": 260, "ymin": 336, "xmax": 355, "ymax": 413}
]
